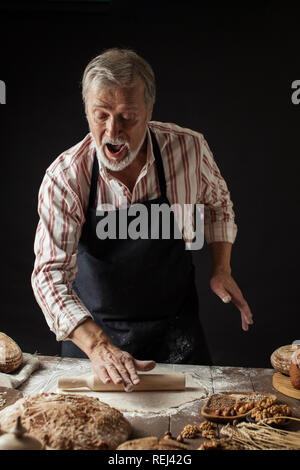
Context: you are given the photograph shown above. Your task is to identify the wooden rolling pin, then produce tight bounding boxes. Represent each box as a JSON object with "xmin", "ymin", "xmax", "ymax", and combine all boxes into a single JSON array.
[{"xmin": 58, "ymin": 373, "xmax": 185, "ymax": 392}]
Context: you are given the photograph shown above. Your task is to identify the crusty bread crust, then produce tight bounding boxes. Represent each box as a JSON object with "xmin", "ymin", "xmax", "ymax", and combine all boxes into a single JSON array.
[
  {"xmin": 270, "ymin": 345, "xmax": 299, "ymax": 375},
  {"xmin": 0, "ymin": 393, "xmax": 131, "ymax": 450}
]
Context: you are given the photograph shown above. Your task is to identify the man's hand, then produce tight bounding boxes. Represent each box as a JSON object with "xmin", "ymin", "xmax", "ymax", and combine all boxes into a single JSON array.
[
  {"xmin": 208, "ymin": 241, "xmax": 253, "ymax": 331},
  {"xmin": 210, "ymin": 270, "xmax": 254, "ymax": 331},
  {"xmin": 89, "ymin": 341, "xmax": 156, "ymax": 392},
  {"xmin": 67, "ymin": 318, "xmax": 156, "ymax": 391}
]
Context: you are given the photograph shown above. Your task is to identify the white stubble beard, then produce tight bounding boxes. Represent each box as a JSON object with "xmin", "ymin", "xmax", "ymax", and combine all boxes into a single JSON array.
[{"xmin": 96, "ymin": 128, "xmax": 148, "ymax": 172}]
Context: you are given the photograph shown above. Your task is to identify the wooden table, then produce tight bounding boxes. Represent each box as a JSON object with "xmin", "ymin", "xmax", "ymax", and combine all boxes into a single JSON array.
[{"xmin": 18, "ymin": 355, "xmax": 300, "ymax": 450}]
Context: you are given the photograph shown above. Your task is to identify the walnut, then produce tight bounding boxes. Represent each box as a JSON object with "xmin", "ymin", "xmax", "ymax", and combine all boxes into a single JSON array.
[
  {"xmin": 199, "ymin": 421, "xmax": 214, "ymax": 431},
  {"xmin": 199, "ymin": 436, "xmax": 243, "ymax": 451},
  {"xmin": 199, "ymin": 422, "xmax": 217, "ymax": 439},
  {"xmin": 251, "ymin": 403, "xmax": 292, "ymax": 425},
  {"xmin": 202, "ymin": 429, "xmax": 217, "ymax": 440},
  {"xmin": 198, "ymin": 439, "xmax": 220, "ymax": 450},
  {"xmin": 255, "ymin": 397, "xmax": 276, "ymax": 410},
  {"xmin": 181, "ymin": 424, "xmax": 199, "ymax": 439},
  {"xmin": 272, "ymin": 404, "xmax": 291, "ymax": 416},
  {"xmin": 176, "ymin": 434, "xmax": 184, "ymax": 442}
]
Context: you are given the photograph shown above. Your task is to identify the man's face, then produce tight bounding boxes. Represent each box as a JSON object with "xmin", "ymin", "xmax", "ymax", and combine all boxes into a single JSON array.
[{"xmin": 86, "ymin": 79, "xmax": 152, "ymax": 171}]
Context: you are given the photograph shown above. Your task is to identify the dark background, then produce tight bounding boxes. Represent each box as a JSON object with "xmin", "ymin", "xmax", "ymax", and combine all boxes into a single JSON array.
[{"xmin": 0, "ymin": 0, "xmax": 299, "ymax": 367}]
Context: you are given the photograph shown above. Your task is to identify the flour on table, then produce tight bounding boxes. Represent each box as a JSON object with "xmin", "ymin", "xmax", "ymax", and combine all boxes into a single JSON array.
[{"xmin": 53, "ymin": 366, "xmax": 209, "ymax": 415}]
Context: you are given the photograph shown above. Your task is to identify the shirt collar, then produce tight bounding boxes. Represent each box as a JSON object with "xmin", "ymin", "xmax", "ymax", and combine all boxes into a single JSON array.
[{"xmin": 145, "ymin": 125, "xmax": 155, "ymax": 168}]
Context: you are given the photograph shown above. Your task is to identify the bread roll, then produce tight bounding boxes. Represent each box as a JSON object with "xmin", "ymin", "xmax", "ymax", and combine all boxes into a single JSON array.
[{"xmin": 289, "ymin": 348, "xmax": 300, "ymax": 390}]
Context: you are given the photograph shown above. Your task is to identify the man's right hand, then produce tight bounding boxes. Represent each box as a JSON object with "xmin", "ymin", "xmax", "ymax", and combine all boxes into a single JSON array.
[
  {"xmin": 67, "ymin": 318, "xmax": 156, "ymax": 391},
  {"xmin": 89, "ymin": 341, "xmax": 156, "ymax": 392}
]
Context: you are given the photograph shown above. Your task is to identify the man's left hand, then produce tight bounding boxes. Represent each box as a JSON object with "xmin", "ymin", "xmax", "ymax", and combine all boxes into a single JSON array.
[{"xmin": 210, "ymin": 271, "xmax": 254, "ymax": 331}]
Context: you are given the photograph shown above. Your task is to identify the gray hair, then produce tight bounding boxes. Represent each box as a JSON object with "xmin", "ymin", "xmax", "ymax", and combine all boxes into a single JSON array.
[{"xmin": 82, "ymin": 48, "xmax": 156, "ymax": 111}]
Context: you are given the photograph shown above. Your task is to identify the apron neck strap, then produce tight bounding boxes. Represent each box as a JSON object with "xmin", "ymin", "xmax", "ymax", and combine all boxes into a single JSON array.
[
  {"xmin": 149, "ymin": 128, "xmax": 167, "ymax": 199},
  {"xmin": 88, "ymin": 151, "xmax": 100, "ymax": 209}
]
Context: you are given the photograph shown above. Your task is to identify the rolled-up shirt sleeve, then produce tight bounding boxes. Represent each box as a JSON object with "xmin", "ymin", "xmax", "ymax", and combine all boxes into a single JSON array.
[
  {"xmin": 197, "ymin": 137, "xmax": 238, "ymax": 244},
  {"xmin": 31, "ymin": 170, "xmax": 93, "ymax": 342}
]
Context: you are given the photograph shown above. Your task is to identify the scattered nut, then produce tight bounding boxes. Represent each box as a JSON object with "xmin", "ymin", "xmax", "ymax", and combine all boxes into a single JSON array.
[
  {"xmin": 181, "ymin": 424, "xmax": 199, "ymax": 439},
  {"xmin": 199, "ymin": 437, "xmax": 243, "ymax": 451},
  {"xmin": 222, "ymin": 407, "xmax": 232, "ymax": 417},
  {"xmin": 202, "ymin": 429, "xmax": 217, "ymax": 440},
  {"xmin": 199, "ymin": 421, "xmax": 214, "ymax": 431},
  {"xmin": 198, "ymin": 439, "xmax": 220, "ymax": 450},
  {"xmin": 237, "ymin": 405, "xmax": 247, "ymax": 414},
  {"xmin": 235, "ymin": 401, "xmax": 257, "ymax": 415}
]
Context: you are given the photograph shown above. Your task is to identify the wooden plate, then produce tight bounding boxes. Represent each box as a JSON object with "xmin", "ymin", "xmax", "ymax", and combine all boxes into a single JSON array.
[
  {"xmin": 201, "ymin": 391, "xmax": 277, "ymax": 423},
  {"xmin": 272, "ymin": 372, "xmax": 300, "ymax": 399}
]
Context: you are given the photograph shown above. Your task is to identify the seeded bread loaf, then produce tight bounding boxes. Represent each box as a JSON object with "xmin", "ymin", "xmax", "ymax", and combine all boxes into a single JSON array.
[{"xmin": 0, "ymin": 393, "xmax": 131, "ymax": 450}]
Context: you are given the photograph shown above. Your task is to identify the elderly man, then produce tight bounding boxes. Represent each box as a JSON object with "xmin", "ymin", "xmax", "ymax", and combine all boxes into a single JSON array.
[{"xmin": 32, "ymin": 48, "xmax": 253, "ymax": 391}]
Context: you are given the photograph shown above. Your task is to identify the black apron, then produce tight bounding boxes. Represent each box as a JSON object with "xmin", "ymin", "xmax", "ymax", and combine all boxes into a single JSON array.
[{"xmin": 61, "ymin": 129, "xmax": 211, "ymax": 365}]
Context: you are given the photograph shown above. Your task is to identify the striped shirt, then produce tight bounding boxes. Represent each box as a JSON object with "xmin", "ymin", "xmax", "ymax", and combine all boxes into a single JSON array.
[{"xmin": 31, "ymin": 121, "xmax": 237, "ymax": 341}]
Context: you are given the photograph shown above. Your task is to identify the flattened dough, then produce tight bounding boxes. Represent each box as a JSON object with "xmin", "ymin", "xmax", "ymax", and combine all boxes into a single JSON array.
[{"xmin": 54, "ymin": 367, "xmax": 209, "ymax": 414}]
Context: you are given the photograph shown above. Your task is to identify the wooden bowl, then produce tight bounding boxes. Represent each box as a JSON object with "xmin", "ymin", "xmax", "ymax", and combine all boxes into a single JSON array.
[{"xmin": 201, "ymin": 391, "xmax": 277, "ymax": 423}]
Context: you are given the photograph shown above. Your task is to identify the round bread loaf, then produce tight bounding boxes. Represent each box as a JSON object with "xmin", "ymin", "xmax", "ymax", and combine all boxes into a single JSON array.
[
  {"xmin": 0, "ymin": 393, "xmax": 131, "ymax": 450},
  {"xmin": 0, "ymin": 332, "xmax": 23, "ymax": 373},
  {"xmin": 270, "ymin": 344, "xmax": 300, "ymax": 375},
  {"xmin": 117, "ymin": 436, "xmax": 188, "ymax": 450}
]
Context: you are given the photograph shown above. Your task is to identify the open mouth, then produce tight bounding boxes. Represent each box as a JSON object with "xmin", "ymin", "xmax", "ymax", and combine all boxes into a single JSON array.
[{"xmin": 105, "ymin": 143, "xmax": 127, "ymax": 158}]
